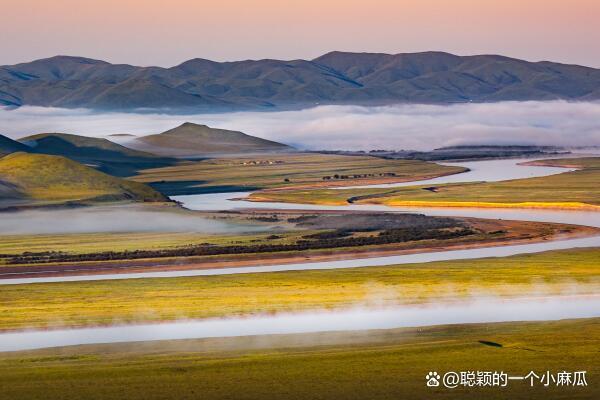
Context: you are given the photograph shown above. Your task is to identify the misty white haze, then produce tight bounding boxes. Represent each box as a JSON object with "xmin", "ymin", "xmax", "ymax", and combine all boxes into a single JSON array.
[
  {"xmin": 0, "ymin": 206, "xmax": 272, "ymax": 235},
  {"xmin": 2, "ymin": 101, "xmax": 600, "ymax": 151},
  {"xmin": 1, "ymin": 295, "xmax": 598, "ymax": 352}
]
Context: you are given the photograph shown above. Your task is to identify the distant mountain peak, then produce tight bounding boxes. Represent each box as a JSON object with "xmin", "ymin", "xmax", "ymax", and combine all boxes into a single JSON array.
[
  {"xmin": 130, "ymin": 123, "xmax": 292, "ymax": 157},
  {"xmin": 176, "ymin": 122, "xmax": 209, "ymax": 129},
  {"xmin": 20, "ymin": 55, "xmax": 109, "ymax": 66}
]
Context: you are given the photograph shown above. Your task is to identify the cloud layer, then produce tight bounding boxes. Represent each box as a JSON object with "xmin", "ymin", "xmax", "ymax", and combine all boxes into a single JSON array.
[{"xmin": 2, "ymin": 101, "xmax": 600, "ymax": 151}]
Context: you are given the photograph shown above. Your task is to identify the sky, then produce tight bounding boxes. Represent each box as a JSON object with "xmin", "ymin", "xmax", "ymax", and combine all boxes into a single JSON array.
[{"xmin": 1, "ymin": 0, "xmax": 599, "ymax": 67}]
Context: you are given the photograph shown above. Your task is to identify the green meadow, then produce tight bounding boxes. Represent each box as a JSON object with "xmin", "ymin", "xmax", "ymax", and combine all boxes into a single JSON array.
[
  {"xmin": 0, "ymin": 318, "xmax": 597, "ymax": 400},
  {"xmin": 132, "ymin": 153, "xmax": 466, "ymax": 193}
]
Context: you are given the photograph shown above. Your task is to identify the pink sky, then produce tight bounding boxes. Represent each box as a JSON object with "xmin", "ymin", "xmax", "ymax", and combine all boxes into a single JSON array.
[{"xmin": 2, "ymin": 0, "xmax": 599, "ymax": 67}]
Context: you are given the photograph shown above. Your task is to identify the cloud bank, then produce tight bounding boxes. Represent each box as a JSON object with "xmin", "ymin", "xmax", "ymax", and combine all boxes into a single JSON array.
[{"xmin": 2, "ymin": 101, "xmax": 600, "ymax": 151}]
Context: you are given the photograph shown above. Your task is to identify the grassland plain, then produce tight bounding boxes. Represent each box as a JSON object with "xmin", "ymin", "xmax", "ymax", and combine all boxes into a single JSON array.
[
  {"xmin": 131, "ymin": 153, "xmax": 467, "ymax": 194},
  {"xmin": 0, "ymin": 248, "xmax": 598, "ymax": 331},
  {"xmin": 248, "ymin": 157, "xmax": 600, "ymax": 210},
  {"xmin": 0, "ymin": 319, "xmax": 597, "ymax": 400},
  {"xmin": 0, "ymin": 230, "xmax": 310, "ymax": 256}
]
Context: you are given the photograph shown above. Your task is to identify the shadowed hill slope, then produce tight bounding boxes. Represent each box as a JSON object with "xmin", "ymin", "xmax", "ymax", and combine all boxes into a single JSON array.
[
  {"xmin": 18, "ymin": 132, "xmax": 176, "ymax": 176},
  {"xmin": 0, "ymin": 134, "xmax": 30, "ymax": 156}
]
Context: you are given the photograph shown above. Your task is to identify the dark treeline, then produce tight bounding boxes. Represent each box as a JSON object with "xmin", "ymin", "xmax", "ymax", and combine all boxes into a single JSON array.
[
  {"xmin": 7, "ymin": 227, "xmax": 475, "ymax": 265},
  {"xmin": 291, "ymin": 213, "xmax": 463, "ymax": 231}
]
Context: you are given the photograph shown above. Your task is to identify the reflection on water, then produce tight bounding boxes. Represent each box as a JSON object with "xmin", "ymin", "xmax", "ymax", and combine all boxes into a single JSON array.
[{"xmin": 1, "ymin": 295, "xmax": 597, "ymax": 352}]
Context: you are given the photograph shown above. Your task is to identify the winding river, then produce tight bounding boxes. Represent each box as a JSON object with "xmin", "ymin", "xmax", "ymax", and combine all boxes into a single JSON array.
[
  {"xmin": 2, "ymin": 157, "xmax": 598, "ymax": 285},
  {"xmin": 1, "ymin": 156, "xmax": 598, "ymax": 352}
]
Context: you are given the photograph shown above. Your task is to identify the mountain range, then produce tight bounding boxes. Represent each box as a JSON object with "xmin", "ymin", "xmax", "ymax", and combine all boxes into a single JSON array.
[{"xmin": 2, "ymin": 51, "xmax": 599, "ymax": 111}]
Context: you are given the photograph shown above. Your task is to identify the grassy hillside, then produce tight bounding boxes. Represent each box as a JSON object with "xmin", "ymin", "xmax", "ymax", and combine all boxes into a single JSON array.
[
  {"xmin": 0, "ymin": 134, "xmax": 29, "ymax": 156},
  {"xmin": 0, "ymin": 152, "xmax": 167, "ymax": 204},
  {"xmin": 250, "ymin": 157, "xmax": 600, "ymax": 209},
  {"xmin": 132, "ymin": 122, "xmax": 292, "ymax": 157},
  {"xmin": 19, "ymin": 132, "xmax": 174, "ymax": 176},
  {"xmin": 134, "ymin": 153, "xmax": 466, "ymax": 195}
]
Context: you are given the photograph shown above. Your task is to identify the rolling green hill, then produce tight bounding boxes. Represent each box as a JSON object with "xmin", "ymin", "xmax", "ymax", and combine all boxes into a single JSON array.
[
  {"xmin": 132, "ymin": 122, "xmax": 293, "ymax": 157},
  {"xmin": 0, "ymin": 152, "xmax": 167, "ymax": 204},
  {"xmin": 0, "ymin": 134, "xmax": 30, "ymax": 156},
  {"xmin": 19, "ymin": 132, "xmax": 175, "ymax": 176}
]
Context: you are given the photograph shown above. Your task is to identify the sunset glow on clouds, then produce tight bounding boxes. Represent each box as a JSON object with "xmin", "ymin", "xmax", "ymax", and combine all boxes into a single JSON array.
[{"xmin": 1, "ymin": 0, "xmax": 599, "ymax": 67}]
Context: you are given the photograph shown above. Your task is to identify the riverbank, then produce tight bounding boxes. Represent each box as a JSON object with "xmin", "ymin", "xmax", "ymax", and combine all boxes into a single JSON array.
[
  {"xmin": 246, "ymin": 157, "xmax": 600, "ymax": 211},
  {"xmin": 382, "ymin": 201, "xmax": 600, "ymax": 211}
]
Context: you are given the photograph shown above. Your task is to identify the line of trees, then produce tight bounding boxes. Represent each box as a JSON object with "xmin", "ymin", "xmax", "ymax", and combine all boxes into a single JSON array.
[{"xmin": 6, "ymin": 227, "xmax": 475, "ymax": 265}]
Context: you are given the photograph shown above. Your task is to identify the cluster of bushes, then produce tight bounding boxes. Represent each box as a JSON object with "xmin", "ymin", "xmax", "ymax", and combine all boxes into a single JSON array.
[
  {"xmin": 6, "ymin": 227, "xmax": 475, "ymax": 265},
  {"xmin": 287, "ymin": 215, "xmax": 317, "ymax": 223},
  {"xmin": 302, "ymin": 230, "xmax": 352, "ymax": 240},
  {"xmin": 322, "ymin": 172, "xmax": 397, "ymax": 180},
  {"xmin": 250, "ymin": 215, "xmax": 280, "ymax": 222},
  {"xmin": 290, "ymin": 213, "xmax": 463, "ymax": 231}
]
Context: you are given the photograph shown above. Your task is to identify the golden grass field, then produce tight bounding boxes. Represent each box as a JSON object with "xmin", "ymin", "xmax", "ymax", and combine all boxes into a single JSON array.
[
  {"xmin": 1, "ymin": 248, "xmax": 598, "ymax": 332},
  {"xmin": 0, "ymin": 230, "xmax": 308, "ymax": 257},
  {"xmin": 132, "ymin": 153, "xmax": 466, "ymax": 192}
]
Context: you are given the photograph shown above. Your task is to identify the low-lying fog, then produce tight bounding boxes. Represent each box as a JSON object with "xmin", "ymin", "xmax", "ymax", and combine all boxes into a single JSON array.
[
  {"xmin": 2, "ymin": 101, "xmax": 600, "ymax": 150},
  {"xmin": 1, "ymin": 295, "xmax": 598, "ymax": 351},
  {"xmin": 0, "ymin": 206, "xmax": 270, "ymax": 235}
]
